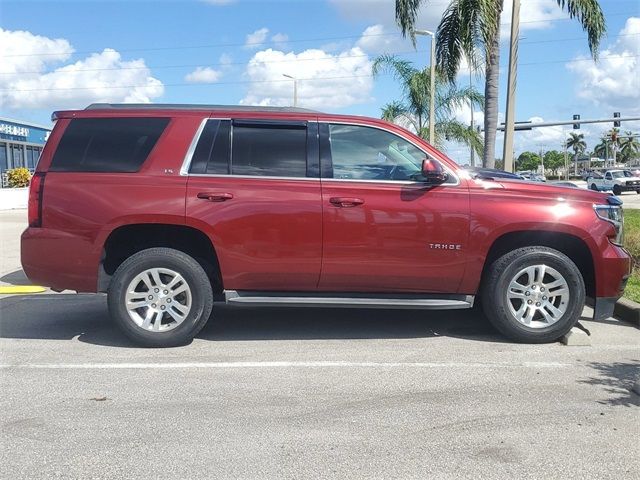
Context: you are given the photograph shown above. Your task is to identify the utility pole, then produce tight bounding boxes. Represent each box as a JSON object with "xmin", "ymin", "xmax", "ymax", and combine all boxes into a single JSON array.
[
  {"xmin": 563, "ymin": 140, "xmax": 569, "ymax": 180},
  {"xmin": 469, "ymin": 71, "xmax": 475, "ymax": 167},
  {"xmin": 414, "ymin": 29, "xmax": 436, "ymax": 146},
  {"xmin": 502, "ymin": 0, "xmax": 521, "ymax": 173}
]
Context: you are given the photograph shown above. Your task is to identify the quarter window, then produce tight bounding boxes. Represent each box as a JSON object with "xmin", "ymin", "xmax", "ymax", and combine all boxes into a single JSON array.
[
  {"xmin": 231, "ymin": 123, "xmax": 307, "ymax": 177},
  {"xmin": 50, "ymin": 117, "xmax": 169, "ymax": 172},
  {"xmin": 327, "ymin": 124, "xmax": 425, "ymax": 181}
]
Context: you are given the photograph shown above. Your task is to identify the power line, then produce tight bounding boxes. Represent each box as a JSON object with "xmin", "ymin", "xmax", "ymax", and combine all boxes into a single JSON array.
[
  {"xmin": 1, "ymin": 52, "xmax": 637, "ymax": 94},
  {"xmin": 1, "ymin": 11, "xmax": 632, "ymax": 59},
  {"xmin": 1, "ymin": 32, "xmax": 637, "ymax": 76},
  {"xmin": 0, "ymin": 49, "xmax": 428, "ymax": 76}
]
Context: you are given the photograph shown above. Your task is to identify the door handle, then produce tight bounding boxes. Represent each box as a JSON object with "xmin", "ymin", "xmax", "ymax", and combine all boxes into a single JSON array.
[
  {"xmin": 197, "ymin": 192, "xmax": 234, "ymax": 202},
  {"xmin": 329, "ymin": 197, "xmax": 364, "ymax": 208}
]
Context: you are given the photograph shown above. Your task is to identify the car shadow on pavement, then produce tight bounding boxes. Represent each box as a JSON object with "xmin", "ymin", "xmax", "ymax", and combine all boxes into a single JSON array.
[
  {"xmin": 0, "ymin": 269, "xmax": 32, "ymax": 286},
  {"xmin": 0, "ymin": 293, "xmax": 510, "ymax": 348},
  {"xmin": 579, "ymin": 361, "xmax": 640, "ymax": 407}
]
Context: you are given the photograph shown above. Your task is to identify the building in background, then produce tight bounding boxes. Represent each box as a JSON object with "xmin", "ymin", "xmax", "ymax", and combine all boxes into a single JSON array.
[{"xmin": 0, "ymin": 117, "xmax": 52, "ymax": 187}]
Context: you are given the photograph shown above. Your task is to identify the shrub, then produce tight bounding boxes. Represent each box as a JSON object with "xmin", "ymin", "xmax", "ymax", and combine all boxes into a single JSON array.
[{"xmin": 6, "ymin": 167, "xmax": 31, "ymax": 188}]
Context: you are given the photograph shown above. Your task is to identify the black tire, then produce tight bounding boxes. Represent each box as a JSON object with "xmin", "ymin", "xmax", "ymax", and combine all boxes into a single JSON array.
[
  {"xmin": 636, "ymin": 190, "xmax": 640, "ymax": 194},
  {"xmin": 590, "ymin": 183, "xmax": 598, "ymax": 191},
  {"xmin": 107, "ymin": 247, "xmax": 214, "ymax": 347},
  {"xmin": 481, "ymin": 246, "xmax": 585, "ymax": 343},
  {"xmin": 613, "ymin": 185, "xmax": 622, "ymax": 195}
]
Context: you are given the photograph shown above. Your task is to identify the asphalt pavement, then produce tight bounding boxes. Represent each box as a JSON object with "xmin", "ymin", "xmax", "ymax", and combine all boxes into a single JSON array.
[{"xmin": 1, "ymin": 209, "xmax": 638, "ymax": 480}]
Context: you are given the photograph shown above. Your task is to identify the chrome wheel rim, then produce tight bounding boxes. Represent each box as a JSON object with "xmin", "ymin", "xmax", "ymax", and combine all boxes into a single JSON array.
[
  {"xmin": 506, "ymin": 264, "xmax": 570, "ymax": 329},
  {"xmin": 125, "ymin": 268, "xmax": 192, "ymax": 332}
]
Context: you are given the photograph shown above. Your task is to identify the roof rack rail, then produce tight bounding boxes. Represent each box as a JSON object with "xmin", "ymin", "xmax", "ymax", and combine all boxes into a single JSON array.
[{"xmin": 85, "ymin": 103, "xmax": 320, "ymax": 114}]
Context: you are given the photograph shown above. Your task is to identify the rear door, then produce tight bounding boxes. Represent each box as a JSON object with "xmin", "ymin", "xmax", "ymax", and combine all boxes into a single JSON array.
[
  {"xmin": 318, "ymin": 122, "xmax": 469, "ymax": 293},
  {"xmin": 185, "ymin": 118, "xmax": 322, "ymax": 291}
]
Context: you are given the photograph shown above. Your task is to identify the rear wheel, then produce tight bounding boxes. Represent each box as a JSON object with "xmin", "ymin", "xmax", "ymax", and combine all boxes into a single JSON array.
[
  {"xmin": 107, "ymin": 247, "xmax": 213, "ymax": 347},
  {"xmin": 613, "ymin": 185, "xmax": 622, "ymax": 195},
  {"xmin": 590, "ymin": 183, "xmax": 598, "ymax": 191},
  {"xmin": 481, "ymin": 246, "xmax": 585, "ymax": 343}
]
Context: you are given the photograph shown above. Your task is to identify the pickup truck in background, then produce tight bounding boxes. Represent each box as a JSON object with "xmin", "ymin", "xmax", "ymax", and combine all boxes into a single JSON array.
[{"xmin": 588, "ymin": 169, "xmax": 640, "ymax": 195}]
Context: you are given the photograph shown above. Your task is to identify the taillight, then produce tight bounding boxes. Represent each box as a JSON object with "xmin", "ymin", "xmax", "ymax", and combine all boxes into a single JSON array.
[{"xmin": 28, "ymin": 172, "xmax": 46, "ymax": 227}]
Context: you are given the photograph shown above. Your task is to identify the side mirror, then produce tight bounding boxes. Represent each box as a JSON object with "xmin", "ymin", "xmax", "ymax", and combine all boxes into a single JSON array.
[{"xmin": 421, "ymin": 159, "xmax": 448, "ymax": 184}]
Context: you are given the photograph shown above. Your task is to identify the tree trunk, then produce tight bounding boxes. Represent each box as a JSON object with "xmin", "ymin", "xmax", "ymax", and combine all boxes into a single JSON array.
[{"xmin": 482, "ymin": 4, "xmax": 503, "ymax": 169}]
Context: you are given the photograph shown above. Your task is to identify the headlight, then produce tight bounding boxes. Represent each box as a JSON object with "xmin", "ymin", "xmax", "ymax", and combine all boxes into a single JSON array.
[{"xmin": 594, "ymin": 204, "xmax": 624, "ymax": 246}]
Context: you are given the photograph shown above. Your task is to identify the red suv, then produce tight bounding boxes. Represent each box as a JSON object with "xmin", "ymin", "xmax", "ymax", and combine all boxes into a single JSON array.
[{"xmin": 21, "ymin": 104, "xmax": 631, "ymax": 347}]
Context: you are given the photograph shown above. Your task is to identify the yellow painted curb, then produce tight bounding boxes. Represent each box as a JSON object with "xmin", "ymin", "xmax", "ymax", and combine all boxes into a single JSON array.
[{"xmin": 0, "ymin": 285, "xmax": 47, "ymax": 294}]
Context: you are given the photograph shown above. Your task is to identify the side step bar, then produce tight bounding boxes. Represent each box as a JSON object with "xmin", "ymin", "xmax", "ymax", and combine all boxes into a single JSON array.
[{"xmin": 223, "ymin": 290, "xmax": 474, "ymax": 310}]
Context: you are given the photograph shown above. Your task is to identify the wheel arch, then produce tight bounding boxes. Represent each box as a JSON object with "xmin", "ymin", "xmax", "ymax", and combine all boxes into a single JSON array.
[
  {"xmin": 479, "ymin": 230, "xmax": 595, "ymax": 298},
  {"xmin": 99, "ymin": 223, "xmax": 223, "ymax": 294}
]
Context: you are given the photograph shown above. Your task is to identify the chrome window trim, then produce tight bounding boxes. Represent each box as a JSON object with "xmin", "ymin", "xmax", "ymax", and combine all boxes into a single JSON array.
[
  {"xmin": 325, "ymin": 120, "xmax": 460, "ymax": 187},
  {"xmin": 179, "ymin": 117, "xmax": 210, "ymax": 175},
  {"xmin": 187, "ymin": 173, "xmax": 320, "ymax": 182}
]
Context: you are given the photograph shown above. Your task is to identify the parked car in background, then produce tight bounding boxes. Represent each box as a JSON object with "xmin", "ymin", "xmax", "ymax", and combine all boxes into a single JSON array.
[
  {"xmin": 463, "ymin": 167, "xmax": 525, "ymax": 180},
  {"xmin": 588, "ymin": 169, "xmax": 640, "ymax": 195},
  {"xmin": 21, "ymin": 103, "xmax": 631, "ymax": 347},
  {"xmin": 517, "ymin": 171, "xmax": 547, "ymax": 182},
  {"xmin": 550, "ymin": 181, "xmax": 579, "ymax": 189}
]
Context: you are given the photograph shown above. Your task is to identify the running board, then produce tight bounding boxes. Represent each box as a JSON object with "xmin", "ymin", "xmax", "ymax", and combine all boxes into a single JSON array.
[{"xmin": 223, "ymin": 291, "xmax": 474, "ymax": 310}]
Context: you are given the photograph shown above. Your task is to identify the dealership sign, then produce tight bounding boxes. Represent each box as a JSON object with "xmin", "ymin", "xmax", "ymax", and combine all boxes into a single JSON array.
[{"xmin": 0, "ymin": 123, "xmax": 29, "ymax": 138}]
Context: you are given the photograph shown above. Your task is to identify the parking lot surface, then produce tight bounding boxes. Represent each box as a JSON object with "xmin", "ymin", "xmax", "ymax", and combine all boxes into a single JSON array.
[{"xmin": 1, "ymin": 209, "xmax": 639, "ymax": 479}]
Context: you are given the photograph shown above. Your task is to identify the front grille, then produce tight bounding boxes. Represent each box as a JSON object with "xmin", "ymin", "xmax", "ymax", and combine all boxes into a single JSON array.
[{"xmin": 626, "ymin": 181, "xmax": 640, "ymax": 186}]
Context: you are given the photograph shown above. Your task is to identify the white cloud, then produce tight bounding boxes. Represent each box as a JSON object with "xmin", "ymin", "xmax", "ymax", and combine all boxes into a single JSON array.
[
  {"xmin": 355, "ymin": 24, "xmax": 408, "ymax": 54},
  {"xmin": 241, "ymin": 47, "xmax": 373, "ymax": 109},
  {"xmin": 245, "ymin": 28, "xmax": 269, "ymax": 49},
  {"xmin": 0, "ymin": 28, "xmax": 74, "ymax": 76},
  {"xmin": 0, "ymin": 29, "xmax": 163, "ymax": 110},
  {"xmin": 184, "ymin": 66, "xmax": 222, "ymax": 83},
  {"xmin": 271, "ymin": 33, "xmax": 289, "ymax": 44},
  {"xmin": 567, "ymin": 17, "xmax": 640, "ymax": 115}
]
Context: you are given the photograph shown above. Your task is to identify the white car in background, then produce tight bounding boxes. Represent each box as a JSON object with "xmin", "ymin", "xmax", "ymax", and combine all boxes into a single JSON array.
[{"xmin": 588, "ymin": 169, "xmax": 640, "ymax": 195}]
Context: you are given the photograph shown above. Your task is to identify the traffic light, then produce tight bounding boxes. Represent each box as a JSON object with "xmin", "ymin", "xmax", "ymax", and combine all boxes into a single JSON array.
[
  {"xmin": 573, "ymin": 114, "xmax": 580, "ymax": 129},
  {"xmin": 614, "ymin": 112, "xmax": 621, "ymax": 127}
]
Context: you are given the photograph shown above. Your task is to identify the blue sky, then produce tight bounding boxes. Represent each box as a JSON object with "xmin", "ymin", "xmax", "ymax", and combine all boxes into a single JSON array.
[{"xmin": 1, "ymin": 0, "xmax": 638, "ymax": 162}]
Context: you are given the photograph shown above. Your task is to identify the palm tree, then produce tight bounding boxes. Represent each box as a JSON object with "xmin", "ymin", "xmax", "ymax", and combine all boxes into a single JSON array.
[
  {"xmin": 620, "ymin": 132, "xmax": 639, "ymax": 163},
  {"xmin": 373, "ymin": 54, "xmax": 484, "ymax": 156},
  {"xmin": 395, "ymin": 0, "xmax": 606, "ymax": 168},
  {"xmin": 566, "ymin": 132, "xmax": 586, "ymax": 170},
  {"xmin": 593, "ymin": 136, "xmax": 609, "ymax": 160}
]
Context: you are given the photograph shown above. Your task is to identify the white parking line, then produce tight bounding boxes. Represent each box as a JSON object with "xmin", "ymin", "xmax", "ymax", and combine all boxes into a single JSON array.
[{"xmin": 0, "ymin": 361, "xmax": 571, "ymax": 369}]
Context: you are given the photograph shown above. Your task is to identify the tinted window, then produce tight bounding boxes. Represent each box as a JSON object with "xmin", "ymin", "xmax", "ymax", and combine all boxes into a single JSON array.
[
  {"xmin": 231, "ymin": 123, "xmax": 306, "ymax": 177},
  {"xmin": 50, "ymin": 117, "xmax": 169, "ymax": 172},
  {"xmin": 208, "ymin": 120, "xmax": 230, "ymax": 174},
  {"xmin": 328, "ymin": 124, "xmax": 424, "ymax": 181}
]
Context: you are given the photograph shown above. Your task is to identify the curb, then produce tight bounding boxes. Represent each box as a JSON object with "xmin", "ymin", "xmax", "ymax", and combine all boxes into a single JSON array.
[{"xmin": 614, "ymin": 297, "xmax": 640, "ymax": 328}]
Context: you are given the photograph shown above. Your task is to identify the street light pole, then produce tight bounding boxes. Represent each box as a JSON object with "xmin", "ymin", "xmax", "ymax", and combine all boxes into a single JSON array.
[
  {"xmin": 282, "ymin": 74, "xmax": 297, "ymax": 107},
  {"xmin": 502, "ymin": 0, "xmax": 521, "ymax": 173},
  {"xmin": 414, "ymin": 29, "xmax": 436, "ymax": 146},
  {"xmin": 470, "ymin": 70, "xmax": 475, "ymax": 167}
]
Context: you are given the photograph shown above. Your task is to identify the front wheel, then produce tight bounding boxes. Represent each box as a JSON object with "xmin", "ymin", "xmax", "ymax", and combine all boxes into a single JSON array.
[
  {"xmin": 481, "ymin": 246, "xmax": 585, "ymax": 343},
  {"xmin": 613, "ymin": 185, "xmax": 622, "ymax": 195},
  {"xmin": 107, "ymin": 247, "xmax": 214, "ymax": 347}
]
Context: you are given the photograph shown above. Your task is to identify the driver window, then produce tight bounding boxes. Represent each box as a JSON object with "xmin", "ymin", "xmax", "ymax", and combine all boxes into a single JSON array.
[
  {"xmin": 605, "ymin": 173, "xmax": 612, "ymax": 180},
  {"xmin": 328, "ymin": 124, "xmax": 425, "ymax": 181}
]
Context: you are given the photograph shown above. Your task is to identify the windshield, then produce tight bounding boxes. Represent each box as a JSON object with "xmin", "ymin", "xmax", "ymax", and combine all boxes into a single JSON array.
[{"xmin": 611, "ymin": 171, "xmax": 633, "ymax": 178}]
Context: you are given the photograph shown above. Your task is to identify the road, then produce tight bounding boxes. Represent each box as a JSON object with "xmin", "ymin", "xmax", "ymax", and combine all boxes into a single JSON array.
[{"xmin": 1, "ymin": 209, "xmax": 638, "ymax": 479}]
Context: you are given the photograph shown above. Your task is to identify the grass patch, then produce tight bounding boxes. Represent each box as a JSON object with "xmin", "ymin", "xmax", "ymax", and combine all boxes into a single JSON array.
[{"xmin": 624, "ymin": 209, "xmax": 640, "ymax": 303}]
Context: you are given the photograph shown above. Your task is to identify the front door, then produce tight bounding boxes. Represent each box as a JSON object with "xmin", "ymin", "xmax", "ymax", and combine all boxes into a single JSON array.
[
  {"xmin": 318, "ymin": 122, "xmax": 469, "ymax": 293},
  {"xmin": 185, "ymin": 119, "xmax": 322, "ymax": 291}
]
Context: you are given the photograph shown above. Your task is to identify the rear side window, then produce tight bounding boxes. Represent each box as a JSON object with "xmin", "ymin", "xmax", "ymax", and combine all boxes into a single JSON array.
[
  {"xmin": 189, "ymin": 120, "xmax": 230, "ymax": 175},
  {"xmin": 50, "ymin": 117, "xmax": 169, "ymax": 172},
  {"xmin": 231, "ymin": 123, "xmax": 306, "ymax": 177}
]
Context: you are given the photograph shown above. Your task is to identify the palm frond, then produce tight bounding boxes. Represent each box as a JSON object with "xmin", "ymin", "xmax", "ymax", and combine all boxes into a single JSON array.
[{"xmin": 555, "ymin": 0, "xmax": 606, "ymax": 58}]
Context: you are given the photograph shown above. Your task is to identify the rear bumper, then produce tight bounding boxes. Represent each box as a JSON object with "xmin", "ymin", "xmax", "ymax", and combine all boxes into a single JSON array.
[{"xmin": 21, "ymin": 227, "xmax": 100, "ymax": 292}]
